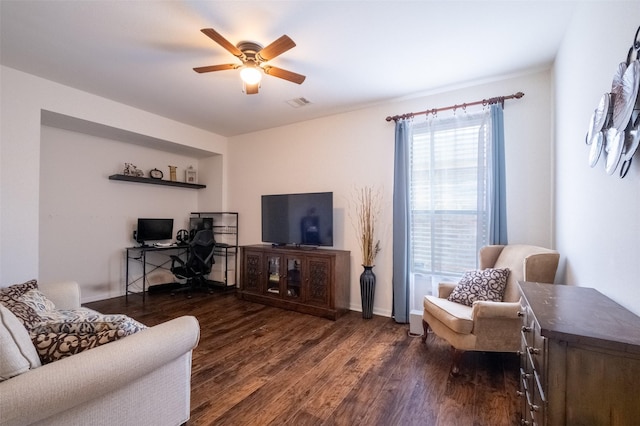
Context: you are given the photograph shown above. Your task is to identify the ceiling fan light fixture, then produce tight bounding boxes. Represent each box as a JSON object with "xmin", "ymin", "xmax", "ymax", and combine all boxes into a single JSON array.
[
  {"xmin": 195, "ymin": 28, "xmax": 306, "ymax": 95},
  {"xmin": 240, "ymin": 64, "xmax": 262, "ymax": 85}
]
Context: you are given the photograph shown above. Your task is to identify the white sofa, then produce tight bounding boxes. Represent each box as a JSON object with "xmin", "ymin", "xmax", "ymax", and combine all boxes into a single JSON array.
[{"xmin": 0, "ymin": 281, "xmax": 200, "ymax": 426}]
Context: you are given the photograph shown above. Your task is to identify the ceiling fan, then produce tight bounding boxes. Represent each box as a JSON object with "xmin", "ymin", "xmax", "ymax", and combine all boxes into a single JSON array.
[{"xmin": 194, "ymin": 28, "xmax": 306, "ymax": 95}]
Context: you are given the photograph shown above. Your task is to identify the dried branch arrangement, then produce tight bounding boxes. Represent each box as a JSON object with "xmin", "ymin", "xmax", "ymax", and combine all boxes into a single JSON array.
[{"xmin": 352, "ymin": 186, "xmax": 382, "ymax": 267}]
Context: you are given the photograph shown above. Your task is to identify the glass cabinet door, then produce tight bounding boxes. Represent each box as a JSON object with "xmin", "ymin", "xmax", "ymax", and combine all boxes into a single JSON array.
[
  {"xmin": 266, "ymin": 255, "xmax": 282, "ymax": 295},
  {"xmin": 285, "ymin": 257, "xmax": 303, "ymax": 300}
]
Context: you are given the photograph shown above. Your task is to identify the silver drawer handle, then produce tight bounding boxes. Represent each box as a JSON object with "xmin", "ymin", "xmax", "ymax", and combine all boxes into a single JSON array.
[
  {"xmin": 525, "ymin": 390, "xmax": 540, "ymax": 413},
  {"xmin": 517, "ymin": 311, "xmax": 525, "ymax": 317},
  {"xmin": 522, "ymin": 326, "xmax": 532, "ymax": 332},
  {"xmin": 528, "ymin": 347, "xmax": 541, "ymax": 355}
]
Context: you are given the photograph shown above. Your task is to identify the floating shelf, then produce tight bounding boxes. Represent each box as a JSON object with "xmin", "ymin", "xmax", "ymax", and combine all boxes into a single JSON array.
[{"xmin": 108, "ymin": 174, "xmax": 206, "ymax": 189}]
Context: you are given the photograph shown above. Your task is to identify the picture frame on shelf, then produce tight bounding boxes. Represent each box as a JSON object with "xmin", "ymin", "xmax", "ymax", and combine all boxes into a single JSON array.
[{"xmin": 185, "ymin": 166, "xmax": 197, "ymax": 184}]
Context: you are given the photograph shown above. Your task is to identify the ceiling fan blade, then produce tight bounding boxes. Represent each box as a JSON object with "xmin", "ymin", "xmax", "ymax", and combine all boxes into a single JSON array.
[
  {"xmin": 193, "ymin": 64, "xmax": 237, "ymax": 73},
  {"xmin": 201, "ymin": 28, "xmax": 243, "ymax": 58},
  {"xmin": 257, "ymin": 35, "xmax": 296, "ymax": 61},
  {"xmin": 263, "ymin": 66, "xmax": 306, "ymax": 84},
  {"xmin": 245, "ymin": 83, "xmax": 259, "ymax": 95}
]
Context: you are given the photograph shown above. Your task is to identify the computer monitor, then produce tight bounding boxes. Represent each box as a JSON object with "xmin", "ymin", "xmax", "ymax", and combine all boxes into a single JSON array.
[{"xmin": 136, "ymin": 218, "xmax": 173, "ymax": 245}]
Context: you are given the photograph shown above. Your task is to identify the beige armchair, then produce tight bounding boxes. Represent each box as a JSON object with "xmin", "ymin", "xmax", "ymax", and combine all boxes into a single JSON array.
[{"xmin": 422, "ymin": 244, "xmax": 559, "ymax": 375}]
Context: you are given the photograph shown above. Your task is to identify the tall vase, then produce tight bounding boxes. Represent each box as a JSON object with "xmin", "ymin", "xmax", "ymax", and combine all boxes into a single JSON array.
[{"xmin": 360, "ymin": 265, "xmax": 376, "ymax": 319}]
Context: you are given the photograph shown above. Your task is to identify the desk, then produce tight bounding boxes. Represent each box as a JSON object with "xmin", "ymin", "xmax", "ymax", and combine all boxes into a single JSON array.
[{"xmin": 125, "ymin": 245, "xmax": 188, "ymax": 301}]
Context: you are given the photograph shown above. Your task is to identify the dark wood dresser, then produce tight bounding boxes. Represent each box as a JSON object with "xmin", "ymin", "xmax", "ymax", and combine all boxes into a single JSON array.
[{"xmin": 518, "ymin": 281, "xmax": 640, "ymax": 425}]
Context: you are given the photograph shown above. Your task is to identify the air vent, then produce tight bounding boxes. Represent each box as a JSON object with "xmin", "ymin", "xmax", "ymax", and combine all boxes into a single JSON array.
[{"xmin": 286, "ymin": 97, "xmax": 312, "ymax": 108}]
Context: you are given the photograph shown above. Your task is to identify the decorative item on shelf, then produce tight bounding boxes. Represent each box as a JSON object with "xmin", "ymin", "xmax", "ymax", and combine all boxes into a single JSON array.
[
  {"xmin": 351, "ymin": 186, "xmax": 382, "ymax": 319},
  {"xmin": 123, "ymin": 163, "xmax": 143, "ymax": 177},
  {"xmin": 168, "ymin": 165, "xmax": 177, "ymax": 182},
  {"xmin": 149, "ymin": 168, "xmax": 163, "ymax": 179},
  {"xmin": 185, "ymin": 166, "xmax": 197, "ymax": 184}
]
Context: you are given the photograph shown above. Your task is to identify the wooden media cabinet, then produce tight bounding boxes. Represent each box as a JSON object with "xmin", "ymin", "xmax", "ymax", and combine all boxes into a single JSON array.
[{"xmin": 239, "ymin": 244, "xmax": 350, "ymax": 320}]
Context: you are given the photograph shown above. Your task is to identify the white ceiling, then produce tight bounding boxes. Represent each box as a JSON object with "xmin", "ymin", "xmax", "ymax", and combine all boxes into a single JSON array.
[{"xmin": 1, "ymin": 1, "xmax": 580, "ymax": 137}]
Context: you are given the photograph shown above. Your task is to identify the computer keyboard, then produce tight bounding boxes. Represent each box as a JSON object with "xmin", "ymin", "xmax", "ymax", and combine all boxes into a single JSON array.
[{"xmin": 154, "ymin": 242, "xmax": 174, "ymax": 247}]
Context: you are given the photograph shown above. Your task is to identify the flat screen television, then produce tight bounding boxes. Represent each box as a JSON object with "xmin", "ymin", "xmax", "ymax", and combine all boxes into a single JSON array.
[
  {"xmin": 136, "ymin": 218, "xmax": 173, "ymax": 245},
  {"xmin": 262, "ymin": 192, "xmax": 333, "ymax": 247}
]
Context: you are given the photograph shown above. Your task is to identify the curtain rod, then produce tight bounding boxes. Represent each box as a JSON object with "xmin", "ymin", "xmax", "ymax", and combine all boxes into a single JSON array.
[{"xmin": 385, "ymin": 91, "xmax": 524, "ymax": 122}]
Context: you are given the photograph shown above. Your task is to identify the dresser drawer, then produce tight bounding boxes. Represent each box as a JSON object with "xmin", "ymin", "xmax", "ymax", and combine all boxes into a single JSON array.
[
  {"xmin": 530, "ymin": 368, "xmax": 546, "ymax": 421},
  {"xmin": 519, "ymin": 294, "xmax": 547, "ymax": 425},
  {"xmin": 520, "ymin": 365, "xmax": 546, "ymax": 418},
  {"xmin": 521, "ymin": 319, "xmax": 534, "ymax": 348},
  {"xmin": 528, "ymin": 321, "xmax": 546, "ymax": 372},
  {"xmin": 519, "ymin": 375, "xmax": 542, "ymax": 426}
]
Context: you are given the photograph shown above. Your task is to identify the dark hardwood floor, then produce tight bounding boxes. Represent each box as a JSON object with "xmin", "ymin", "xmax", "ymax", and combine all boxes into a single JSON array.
[{"xmin": 85, "ymin": 288, "xmax": 520, "ymax": 425}]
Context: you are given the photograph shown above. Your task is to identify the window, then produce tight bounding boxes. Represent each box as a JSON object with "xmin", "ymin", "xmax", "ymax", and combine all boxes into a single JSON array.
[{"xmin": 409, "ymin": 112, "xmax": 490, "ymax": 309}]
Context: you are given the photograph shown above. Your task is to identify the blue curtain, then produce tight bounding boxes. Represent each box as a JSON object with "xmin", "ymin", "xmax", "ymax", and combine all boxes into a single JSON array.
[
  {"xmin": 489, "ymin": 104, "xmax": 508, "ymax": 244},
  {"xmin": 392, "ymin": 119, "xmax": 411, "ymax": 323}
]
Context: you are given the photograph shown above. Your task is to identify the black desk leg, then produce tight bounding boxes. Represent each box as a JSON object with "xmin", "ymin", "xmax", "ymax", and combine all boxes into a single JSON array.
[{"xmin": 142, "ymin": 250, "xmax": 146, "ymax": 302}]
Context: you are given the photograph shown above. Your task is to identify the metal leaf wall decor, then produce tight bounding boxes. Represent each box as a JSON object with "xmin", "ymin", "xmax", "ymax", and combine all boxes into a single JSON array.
[{"xmin": 586, "ymin": 26, "xmax": 640, "ymax": 178}]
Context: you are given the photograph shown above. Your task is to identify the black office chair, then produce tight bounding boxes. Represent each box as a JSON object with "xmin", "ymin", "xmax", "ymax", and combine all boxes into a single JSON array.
[{"xmin": 170, "ymin": 229, "xmax": 215, "ymax": 298}]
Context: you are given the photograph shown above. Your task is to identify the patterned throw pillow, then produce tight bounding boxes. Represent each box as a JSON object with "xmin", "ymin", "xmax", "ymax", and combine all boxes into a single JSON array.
[
  {"xmin": 447, "ymin": 268, "xmax": 510, "ymax": 307},
  {"xmin": 32, "ymin": 329, "xmax": 130, "ymax": 364},
  {"xmin": 0, "ymin": 279, "xmax": 42, "ymax": 330},
  {"xmin": 20, "ymin": 289, "xmax": 56, "ymax": 312},
  {"xmin": 0, "ymin": 280, "xmax": 40, "ymax": 330},
  {"xmin": 0, "ymin": 297, "xmax": 42, "ymax": 330},
  {"xmin": 30, "ymin": 309, "xmax": 147, "ymax": 364},
  {"xmin": 2, "ymin": 280, "xmax": 147, "ymax": 364},
  {"xmin": 31, "ymin": 309, "xmax": 146, "ymax": 335},
  {"xmin": 0, "ymin": 279, "xmax": 38, "ymax": 298}
]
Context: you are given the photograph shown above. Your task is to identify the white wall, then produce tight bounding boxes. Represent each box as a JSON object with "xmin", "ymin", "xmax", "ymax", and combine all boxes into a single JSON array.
[
  {"xmin": 228, "ymin": 71, "xmax": 554, "ymax": 317},
  {"xmin": 0, "ymin": 66, "xmax": 228, "ymax": 301},
  {"xmin": 39, "ymin": 126, "xmax": 212, "ymax": 301},
  {"xmin": 554, "ymin": 3, "xmax": 640, "ymax": 314}
]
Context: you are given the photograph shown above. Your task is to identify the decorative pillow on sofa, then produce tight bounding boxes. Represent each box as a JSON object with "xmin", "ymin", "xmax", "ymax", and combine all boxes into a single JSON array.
[
  {"xmin": 31, "ymin": 308, "xmax": 146, "ymax": 335},
  {"xmin": 0, "ymin": 279, "xmax": 45, "ymax": 330},
  {"xmin": 447, "ymin": 268, "xmax": 510, "ymax": 307},
  {"xmin": 30, "ymin": 309, "xmax": 147, "ymax": 364},
  {"xmin": 32, "ymin": 328, "xmax": 138, "ymax": 364},
  {"xmin": 0, "ymin": 279, "xmax": 38, "ymax": 298},
  {"xmin": 0, "ymin": 297, "xmax": 42, "ymax": 330},
  {"xmin": 20, "ymin": 289, "xmax": 56, "ymax": 312},
  {"xmin": 2, "ymin": 280, "xmax": 147, "ymax": 364}
]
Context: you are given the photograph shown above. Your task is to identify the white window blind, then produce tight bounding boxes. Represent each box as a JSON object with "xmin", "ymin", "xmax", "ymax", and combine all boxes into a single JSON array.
[{"xmin": 410, "ymin": 112, "xmax": 489, "ymax": 281}]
